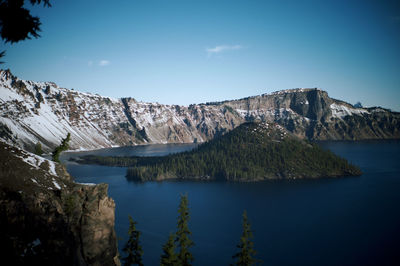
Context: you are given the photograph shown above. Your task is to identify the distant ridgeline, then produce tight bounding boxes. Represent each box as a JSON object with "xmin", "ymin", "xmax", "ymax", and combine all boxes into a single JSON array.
[
  {"xmin": 75, "ymin": 122, "xmax": 362, "ymax": 182},
  {"xmin": 1, "ymin": 69, "xmax": 399, "ymax": 154}
]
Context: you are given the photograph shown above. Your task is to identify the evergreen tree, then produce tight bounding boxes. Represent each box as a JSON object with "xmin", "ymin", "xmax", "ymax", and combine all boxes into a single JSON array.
[
  {"xmin": 122, "ymin": 122, "xmax": 361, "ymax": 182},
  {"xmin": 232, "ymin": 210, "xmax": 259, "ymax": 266},
  {"xmin": 160, "ymin": 232, "xmax": 178, "ymax": 266},
  {"xmin": 175, "ymin": 194, "xmax": 194, "ymax": 265},
  {"xmin": 51, "ymin": 133, "xmax": 70, "ymax": 162},
  {"xmin": 34, "ymin": 142, "xmax": 43, "ymax": 156},
  {"xmin": 122, "ymin": 215, "xmax": 143, "ymax": 266},
  {"xmin": 0, "ymin": 0, "xmax": 51, "ymax": 63}
]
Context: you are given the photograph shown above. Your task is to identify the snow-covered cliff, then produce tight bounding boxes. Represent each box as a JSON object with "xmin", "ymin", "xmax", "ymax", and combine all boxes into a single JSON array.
[{"xmin": 1, "ymin": 69, "xmax": 399, "ymax": 152}]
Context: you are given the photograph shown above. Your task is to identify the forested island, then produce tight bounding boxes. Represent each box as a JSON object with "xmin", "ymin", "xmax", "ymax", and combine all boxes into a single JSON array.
[{"xmin": 74, "ymin": 122, "xmax": 362, "ymax": 182}]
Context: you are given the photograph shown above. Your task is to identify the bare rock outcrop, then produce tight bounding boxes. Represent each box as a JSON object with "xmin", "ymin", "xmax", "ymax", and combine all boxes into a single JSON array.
[{"xmin": 0, "ymin": 141, "xmax": 120, "ymax": 266}]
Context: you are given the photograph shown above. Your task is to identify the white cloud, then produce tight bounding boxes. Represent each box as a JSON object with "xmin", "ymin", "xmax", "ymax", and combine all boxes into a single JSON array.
[
  {"xmin": 206, "ymin": 45, "xmax": 243, "ymax": 55},
  {"xmin": 99, "ymin": 60, "xmax": 110, "ymax": 66},
  {"xmin": 88, "ymin": 60, "xmax": 93, "ymax": 66}
]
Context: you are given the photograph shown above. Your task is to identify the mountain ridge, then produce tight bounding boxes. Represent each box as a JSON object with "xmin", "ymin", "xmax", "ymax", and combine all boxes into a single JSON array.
[{"xmin": 1, "ymin": 69, "xmax": 399, "ymax": 152}]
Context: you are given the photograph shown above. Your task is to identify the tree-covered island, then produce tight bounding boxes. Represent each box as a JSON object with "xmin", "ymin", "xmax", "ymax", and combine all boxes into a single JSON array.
[{"xmin": 74, "ymin": 122, "xmax": 362, "ymax": 182}]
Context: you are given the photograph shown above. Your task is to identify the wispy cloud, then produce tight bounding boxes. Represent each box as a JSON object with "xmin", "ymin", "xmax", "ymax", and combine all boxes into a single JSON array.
[
  {"xmin": 206, "ymin": 45, "xmax": 243, "ymax": 56},
  {"xmin": 88, "ymin": 60, "xmax": 93, "ymax": 66},
  {"xmin": 99, "ymin": 60, "xmax": 110, "ymax": 66}
]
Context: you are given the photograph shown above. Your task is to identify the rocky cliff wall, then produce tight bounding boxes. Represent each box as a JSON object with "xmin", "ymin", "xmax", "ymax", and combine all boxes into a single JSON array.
[
  {"xmin": 1, "ymin": 69, "xmax": 399, "ymax": 152},
  {"xmin": 223, "ymin": 89, "xmax": 400, "ymax": 140},
  {"xmin": 0, "ymin": 141, "xmax": 120, "ymax": 266}
]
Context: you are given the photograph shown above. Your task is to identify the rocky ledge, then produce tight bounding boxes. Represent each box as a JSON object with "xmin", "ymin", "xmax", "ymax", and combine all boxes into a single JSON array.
[{"xmin": 0, "ymin": 141, "xmax": 120, "ymax": 266}]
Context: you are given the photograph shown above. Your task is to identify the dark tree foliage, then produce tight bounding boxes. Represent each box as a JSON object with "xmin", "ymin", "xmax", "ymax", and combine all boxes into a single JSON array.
[
  {"xmin": 0, "ymin": 50, "xmax": 4, "ymax": 63},
  {"xmin": 175, "ymin": 194, "xmax": 194, "ymax": 266},
  {"xmin": 160, "ymin": 232, "xmax": 178, "ymax": 266},
  {"xmin": 77, "ymin": 122, "xmax": 362, "ymax": 181},
  {"xmin": 354, "ymin": 102, "xmax": 363, "ymax": 108},
  {"xmin": 44, "ymin": 85, "xmax": 51, "ymax": 94},
  {"xmin": 52, "ymin": 133, "xmax": 70, "ymax": 163},
  {"xmin": 34, "ymin": 141, "xmax": 43, "ymax": 156},
  {"xmin": 0, "ymin": 0, "xmax": 51, "ymax": 61},
  {"xmin": 122, "ymin": 216, "xmax": 144, "ymax": 266},
  {"xmin": 232, "ymin": 210, "xmax": 259, "ymax": 266},
  {"xmin": 123, "ymin": 123, "xmax": 360, "ymax": 181},
  {"xmin": 73, "ymin": 155, "xmax": 142, "ymax": 167}
]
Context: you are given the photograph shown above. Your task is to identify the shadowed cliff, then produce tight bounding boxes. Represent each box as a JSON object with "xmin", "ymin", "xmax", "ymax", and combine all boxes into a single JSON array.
[{"xmin": 0, "ymin": 141, "xmax": 120, "ymax": 266}]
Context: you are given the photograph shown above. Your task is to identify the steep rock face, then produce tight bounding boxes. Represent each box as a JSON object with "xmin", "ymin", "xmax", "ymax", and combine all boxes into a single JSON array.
[
  {"xmin": 123, "ymin": 98, "xmax": 242, "ymax": 144},
  {"xmin": 222, "ymin": 89, "xmax": 400, "ymax": 140},
  {"xmin": 0, "ymin": 141, "xmax": 120, "ymax": 265},
  {"xmin": 1, "ymin": 69, "xmax": 399, "ymax": 152}
]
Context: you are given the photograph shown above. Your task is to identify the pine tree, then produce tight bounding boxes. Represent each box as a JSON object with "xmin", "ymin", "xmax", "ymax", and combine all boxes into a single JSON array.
[
  {"xmin": 0, "ymin": 0, "xmax": 52, "ymax": 63},
  {"xmin": 160, "ymin": 232, "xmax": 178, "ymax": 266},
  {"xmin": 175, "ymin": 193, "xmax": 194, "ymax": 265},
  {"xmin": 122, "ymin": 215, "xmax": 143, "ymax": 266},
  {"xmin": 34, "ymin": 142, "xmax": 43, "ymax": 156},
  {"xmin": 52, "ymin": 133, "xmax": 70, "ymax": 162},
  {"xmin": 232, "ymin": 210, "xmax": 259, "ymax": 266}
]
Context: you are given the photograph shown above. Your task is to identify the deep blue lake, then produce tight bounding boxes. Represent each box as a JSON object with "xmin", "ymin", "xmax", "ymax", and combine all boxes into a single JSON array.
[{"xmin": 63, "ymin": 141, "xmax": 400, "ymax": 266}]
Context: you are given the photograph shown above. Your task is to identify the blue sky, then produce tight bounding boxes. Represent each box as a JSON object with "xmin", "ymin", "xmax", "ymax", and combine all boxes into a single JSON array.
[{"xmin": 2, "ymin": 0, "xmax": 400, "ymax": 110}]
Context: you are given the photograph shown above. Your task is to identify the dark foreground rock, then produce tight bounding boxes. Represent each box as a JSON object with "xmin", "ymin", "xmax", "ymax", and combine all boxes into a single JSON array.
[{"xmin": 0, "ymin": 141, "xmax": 120, "ymax": 266}]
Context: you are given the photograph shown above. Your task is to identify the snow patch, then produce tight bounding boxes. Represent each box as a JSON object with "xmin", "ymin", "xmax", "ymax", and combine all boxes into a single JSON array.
[
  {"xmin": 52, "ymin": 179, "xmax": 61, "ymax": 190},
  {"xmin": 0, "ymin": 84, "xmax": 25, "ymax": 101},
  {"xmin": 265, "ymin": 88, "xmax": 322, "ymax": 96},
  {"xmin": 48, "ymin": 161, "xmax": 57, "ymax": 176},
  {"xmin": 371, "ymin": 108, "xmax": 386, "ymax": 113},
  {"xmin": 77, "ymin": 182, "xmax": 96, "ymax": 186},
  {"xmin": 12, "ymin": 146, "xmax": 58, "ymax": 177},
  {"xmin": 330, "ymin": 103, "xmax": 369, "ymax": 119},
  {"xmin": 16, "ymin": 153, "xmax": 45, "ymax": 170}
]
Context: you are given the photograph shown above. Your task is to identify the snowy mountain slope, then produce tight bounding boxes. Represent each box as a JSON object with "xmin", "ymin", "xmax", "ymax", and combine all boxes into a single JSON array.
[
  {"xmin": 1, "ymin": 69, "xmax": 399, "ymax": 152},
  {"xmin": 0, "ymin": 69, "xmax": 243, "ymax": 151},
  {"xmin": 0, "ymin": 69, "xmax": 133, "ymax": 151}
]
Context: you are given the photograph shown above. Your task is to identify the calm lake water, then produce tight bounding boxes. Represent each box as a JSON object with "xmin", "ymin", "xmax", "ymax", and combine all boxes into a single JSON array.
[{"xmin": 63, "ymin": 141, "xmax": 400, "ymax": 266}]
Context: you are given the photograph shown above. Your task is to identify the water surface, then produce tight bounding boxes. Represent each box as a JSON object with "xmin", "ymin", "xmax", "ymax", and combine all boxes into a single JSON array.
[{"xmin": 64, "ymin": 140, "xmax": 400, "ymax": 266}]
